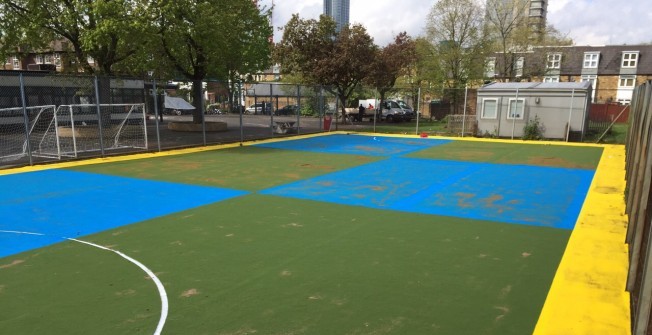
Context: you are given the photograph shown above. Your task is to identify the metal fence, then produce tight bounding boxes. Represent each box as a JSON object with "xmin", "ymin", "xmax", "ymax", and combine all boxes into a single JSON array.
[
  {"xmin": 625, "ymin": 80, "xmax": 652, "ymax": 335},
  {"xmin": 0, "ymin": 72, "xmax": 635, "ymax": 169},
  {"xmin": 0, "ymin": 73, "xmax": 345, "ymax": 169}
]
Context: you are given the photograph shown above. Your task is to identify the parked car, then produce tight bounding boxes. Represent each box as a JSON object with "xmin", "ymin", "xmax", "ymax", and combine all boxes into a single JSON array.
[
  {"xmin": 275, "ymin": 104, "xmax": 299, "ymax": 116},
  {"xmin": 245, "ymin": 102, "xmax": 273, "ymax": 115},
  {"xmin": 377, "ymin": 100, "xmax": 415, "ymax": 122}
]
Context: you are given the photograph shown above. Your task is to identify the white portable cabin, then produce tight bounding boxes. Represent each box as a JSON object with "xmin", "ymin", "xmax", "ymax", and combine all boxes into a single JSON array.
[{"xmin": 476, "ymin": 82, "xmax": 592, "ymax": 141}]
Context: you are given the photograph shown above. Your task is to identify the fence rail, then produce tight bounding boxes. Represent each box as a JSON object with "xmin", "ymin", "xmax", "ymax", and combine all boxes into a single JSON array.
[
  {"xmin": 0, "ymin": 72, "xmax": 634, "ymax": 169},
  {"xmin": 625, "ymin": 80, "xmax": 652, "ymax": 335}
]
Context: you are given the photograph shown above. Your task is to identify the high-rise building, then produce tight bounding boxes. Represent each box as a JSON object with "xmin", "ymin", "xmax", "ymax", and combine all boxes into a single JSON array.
[
  {"xmin": 528, "ymin": 0, "xmax": 547, "ymax": 36},
  {"xmin": 324, "ymin": 0, "xmax": 350, "ymax": 32}
]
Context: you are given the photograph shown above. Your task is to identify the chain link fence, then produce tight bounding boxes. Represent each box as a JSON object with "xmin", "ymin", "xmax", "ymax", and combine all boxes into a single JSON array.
[{"xmin": 1, "ymin": 72, "xmax": 633, "ymax": 169}]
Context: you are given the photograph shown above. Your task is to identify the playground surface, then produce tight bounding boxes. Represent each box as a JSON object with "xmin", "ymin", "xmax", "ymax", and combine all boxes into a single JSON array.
[{"xmin": 0, "ymin": 133, "xmax": 630, "ymax": 334}]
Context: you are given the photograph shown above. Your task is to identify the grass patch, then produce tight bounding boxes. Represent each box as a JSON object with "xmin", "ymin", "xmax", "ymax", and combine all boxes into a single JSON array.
[
  {"xmin": 68, "ymin": 146, "xmax": 382, "ymax": 191},
  {"xmin": 584, "ymin": 123, "xmax": 629, "ymax": 144},
  {"xmin": 354, "ymin": 119, "xmax": 449, "ymax": 135},
  {"xmin": 407, "ymin": 141, "xmax": 604, "ymax": 169},
  {"xmin": 0, "ymin": 195, "xmax": 570, "ymax": 335}
]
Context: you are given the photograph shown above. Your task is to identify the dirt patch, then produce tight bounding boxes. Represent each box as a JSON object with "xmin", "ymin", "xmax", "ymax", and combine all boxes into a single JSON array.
[
  {"xmin": 449, "ymin": 150, "xmax": 494, "ymax": 160},
  {"xmin": 521, "ymin": 252, "xmax": 531, "ymax": 258},
  {"xmin": 170, "ymin": 241, "xmax": 183, "ymax": 246},
  {"xmin": 527, "ymin": 156, "xmax": 576, "ymax": 168},
  {"xmin": 115, "ymin": 289, "xmax": 136, "ymax": 296},
  {"xmin": 300, "ymin": 163, "xmax": 335, "ymax": 170},
  {"xmin": 282, "ymin": 223, "xmax": 303, "ymax": 228},
  {"xmin": 455, "ymin": 192, "xmax": 475, "ymax": 208},
  {"xmin": 493, "ymin": 306, "xmax": 510, "ymax": 322},
  {"xmin": 180, "ymin": 288, "xmax": 199, "ymax": 298},
  {"xmin": 280, "ymin": 270, "xmax": 292, "ymax": 277},
  {"xmin": 481, "ymin": 194, "xmax": 503, "ymax": 208},
  {"xmin": 308, "ymin": 294, "xmax": 322, "ymax": 300},
  {"xmin": 0, "ymin": 259, "xmax": 24, "ymax": 269}
]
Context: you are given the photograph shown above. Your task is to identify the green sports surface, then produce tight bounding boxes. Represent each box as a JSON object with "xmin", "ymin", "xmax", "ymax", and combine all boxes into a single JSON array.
[{"xmin": 0, "ymin": 135, "xmax": 604, "ymax": 334}]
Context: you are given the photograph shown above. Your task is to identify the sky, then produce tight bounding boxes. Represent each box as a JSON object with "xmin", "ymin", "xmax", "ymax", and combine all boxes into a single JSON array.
[{"xmin": 258, "ymin": 0, "xmax": 651, "ymax": 47}]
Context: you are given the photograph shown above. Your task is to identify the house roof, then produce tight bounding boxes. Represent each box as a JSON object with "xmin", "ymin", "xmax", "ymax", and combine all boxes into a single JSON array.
[
  {"xmin": 481, "ymin": 81, "xmax": 592, "ymax": 91},
  {"xmin": 491, "ymin": 44, "xmax": 652, "ymax": 78},
  {"xmin": 539, "ymin": 44, "xmax": 652, "ymax": 75}
]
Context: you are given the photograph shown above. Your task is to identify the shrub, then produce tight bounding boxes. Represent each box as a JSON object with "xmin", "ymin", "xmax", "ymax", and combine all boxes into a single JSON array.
[{"xmin": 522, "ymin": 115, "xmax": 544, "ymax": 140}]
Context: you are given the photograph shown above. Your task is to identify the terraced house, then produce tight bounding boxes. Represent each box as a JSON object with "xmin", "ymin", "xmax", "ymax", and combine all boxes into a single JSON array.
[{"xmin": 487, "ymin": 44, "xmax": 652, "ymax": 104}]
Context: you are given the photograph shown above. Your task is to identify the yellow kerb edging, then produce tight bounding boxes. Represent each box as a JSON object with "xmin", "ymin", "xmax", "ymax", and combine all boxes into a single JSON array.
[{"xmin": 533, "ymin": 144, "xmax": 631, "ymax": 335}]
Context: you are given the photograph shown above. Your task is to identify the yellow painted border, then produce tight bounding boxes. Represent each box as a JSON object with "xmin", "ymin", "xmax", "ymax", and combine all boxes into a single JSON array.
[
  {"xmin": 0, "ymin": 133, "xmax": 631, "ymax": 334},
  {"xmin": 533, "ymin": 144, "xmax": 631, "ymax": 335}
]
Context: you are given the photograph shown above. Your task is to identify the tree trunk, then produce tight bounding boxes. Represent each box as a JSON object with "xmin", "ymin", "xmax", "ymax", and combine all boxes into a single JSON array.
[{"xmin": 192, "ymin": 80, "xmax": 204, "ymax": 124}]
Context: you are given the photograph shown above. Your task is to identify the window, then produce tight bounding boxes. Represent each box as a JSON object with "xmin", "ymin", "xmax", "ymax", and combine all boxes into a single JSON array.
[
  {"xmin": 12, "ymin": 56, "xmax": 20, "ymax": 68},
  {"xmin": 44, "ymin": 54, "xmax": 53, "ymax": 64},
  {"xmin": 515, "ymin": 57, "xmax": 524, "ymax": 77},
  {"xmin": 507, "ymin": 98, "xmax": 525, "ymax": 119},
  {"xmin": 485, "ymin": 57, "xmax": 496, "ymax": 78},
  {"xmin": 583, "ymin": 52, "xmax": 599, "ymax": 68},
  {"xmin": 481, "ymin": 98, "xmax": 498, "ymax": 119},
  {"xmin": 581, "ymin": 75, "xmax": 597, "ymax": 102},
  {"xmin": 622, "ymin": 52, "xmax": 639, "ymax": 68},
  {"xmin": 35, "ymin": 54, "xmax": 44, "ymax": 64},
  {"xmin": 547, "ymin": 53, "xmax": 561, "ymax": 69},
  {"xmin": 54, "ymin": 54, "xmax": 61, "ymax": 66},
  {"xmin": 619, "ymin": 75, "xmax": 636, "ymax": 88},
  {"xmin": 543, "ymin": 76, "xmax": 559, "ymax": 83}
]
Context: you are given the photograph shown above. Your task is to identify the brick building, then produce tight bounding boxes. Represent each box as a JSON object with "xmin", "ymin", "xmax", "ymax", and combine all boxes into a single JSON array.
[{"xmin": 487, "ymin": 44, "xmax": 652, "ymax": 104}]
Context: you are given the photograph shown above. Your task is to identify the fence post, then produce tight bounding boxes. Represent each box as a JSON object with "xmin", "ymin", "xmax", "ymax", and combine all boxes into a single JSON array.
[
  {"xmin": 296, "ymin": 85, "xmax": 301, "ymax": 134},
  {"xmin": 94, "ymin": 76, "xmax": 106, "ymax": 157},
  {"xmin": 462, "ymin": 85, "xmax": 468, "ymax": 137},
  {"xmin": 416, "ymin": 87, "xmax": 421, "ymax": 136},
  {"xmin": 511, "ymin": 88, "xmax": 519, "ymax": 140},
  {"xmin": 566, "ymin": 89, "xmax": 575, "ymax": 142},
  {"xmin": 152, "ymin": 79, "xmax": 162, "ymax": 152},
  {"xmin": 239, "ymin": 80, "xmax": 244, "ymax": 144},
  {"xmin": 19, "ymin": 74, "xmax": 33, "ymax": 165}
]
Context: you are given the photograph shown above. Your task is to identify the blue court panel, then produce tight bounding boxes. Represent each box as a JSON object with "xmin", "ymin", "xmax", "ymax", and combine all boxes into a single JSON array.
[
  {"xmin": 0, "ymin": 169, "xmax": 248, "ymax": 258},
  {"xmin": 255, "ymin": 134, "xmax": 451, "ymax": 156},
  {"xmin": 260, "ymin": 157, "xmax": 595, "ymax": 230}
]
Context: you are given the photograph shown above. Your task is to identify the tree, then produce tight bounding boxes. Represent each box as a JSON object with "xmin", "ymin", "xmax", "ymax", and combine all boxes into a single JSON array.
[
  {"xmin": 275, "ymin": 14, "xmax": 376, "ymax": 120},
  {"xmin": 485, "ymin": 0, "xmax": 572, "ymax": 81},
  {"xmin": 0, "ymin": 0, "xmax": 148, "ymax": 75},
  {"xmin": 365, "ymin": 32, "xmax": 417, "ymax": 115},
  {"xmin": 425, "ymin": 0, "xmax": 489, "ymax": 111},
  {"xmin": 147, "ymin": 0, "xmax": 272, "ymax": 123}
]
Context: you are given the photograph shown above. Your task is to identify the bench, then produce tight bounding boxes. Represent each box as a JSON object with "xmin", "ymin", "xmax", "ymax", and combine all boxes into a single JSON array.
[{"xmin": 273, "ymin": 121, "xmax": 297, "ymax": 134}]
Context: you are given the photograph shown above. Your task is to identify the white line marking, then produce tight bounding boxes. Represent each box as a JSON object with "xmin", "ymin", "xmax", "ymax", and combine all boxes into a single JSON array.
[
  {"xmin": 0, "ymin": 230, "xmax": 45, "ymax": 236},
  {"xmin": 0, "ymin": 230, "xmax": 168, "ymax": 335}
]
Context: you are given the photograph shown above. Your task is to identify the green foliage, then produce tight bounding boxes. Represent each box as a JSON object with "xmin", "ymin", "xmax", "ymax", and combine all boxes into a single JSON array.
[
  {"xmin": 275, "ymin": 15, "xmax": 376, "ymax": 119},
  {"xmin": 425, "ymin": 0, "xmax": 490, "ymax": 89},
  {"xmin": 522, "ymin": 115, "xmax": 544, "ymax": 140}
]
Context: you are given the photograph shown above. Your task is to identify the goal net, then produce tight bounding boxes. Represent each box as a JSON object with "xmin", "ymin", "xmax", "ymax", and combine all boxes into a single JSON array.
[
  {"xmin": 44, "ymin": 104, "xmax": 148, "ymax": 157},
  {"xmin": 0, "ymin": 103, "xmax": 147, "ymax": 162}
]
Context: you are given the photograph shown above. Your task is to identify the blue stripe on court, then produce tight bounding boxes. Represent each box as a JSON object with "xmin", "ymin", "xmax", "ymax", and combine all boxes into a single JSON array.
[
  {"xmin": 0, "ymin": 169, "xmax": 248, "ymax": 258},
  {"xmin": 260, "ymin": 157, "xmax": 595, "ymax": 230},
  {"xmin": 255, "ymin": 134, "xmax": 451, "ymax": 156}
]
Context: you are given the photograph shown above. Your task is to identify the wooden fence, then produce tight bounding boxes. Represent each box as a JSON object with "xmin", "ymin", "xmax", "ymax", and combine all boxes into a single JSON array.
[{"xmin": 625, "ymin": 80, "xmax": 652, "ymax": 335}]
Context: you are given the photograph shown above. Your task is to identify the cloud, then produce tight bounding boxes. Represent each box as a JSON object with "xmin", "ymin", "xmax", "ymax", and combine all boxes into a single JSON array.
[
  {"xmin": 261, "ymin": 0, "xmax": 429, "ymax": 46},
  {"xmin": 548, "ymin": 0, "xmax": 651, "ymax": 45},
  {"xmin": 263, "ymin": 0, "xmax": 651, "ymax": 47}
]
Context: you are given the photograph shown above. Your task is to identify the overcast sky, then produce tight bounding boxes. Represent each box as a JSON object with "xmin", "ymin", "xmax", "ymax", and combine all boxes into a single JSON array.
[{"xmin": 259, "ymin": 0, "xmax": 651, "ymax": 47}]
